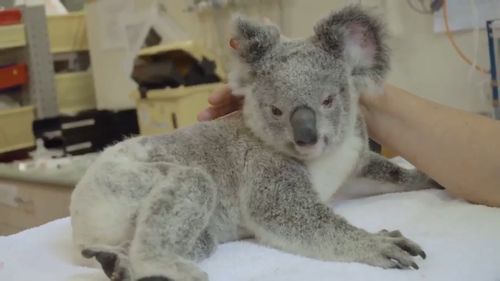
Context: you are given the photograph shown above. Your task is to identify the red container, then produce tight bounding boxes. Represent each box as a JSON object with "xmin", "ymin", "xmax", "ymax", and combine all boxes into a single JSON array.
[
  {"xmin": 0, "ymin": 64, "xmax": 28, "ymax": 90},
  {"xmin": 0, "ymin": 9, "xmax": 22, "ymax": 26}
]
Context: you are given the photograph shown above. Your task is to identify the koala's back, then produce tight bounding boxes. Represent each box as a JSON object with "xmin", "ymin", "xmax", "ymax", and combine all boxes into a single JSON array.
[
  {"xmin": 90, "ymin": 112, "xmax": 258, "ymax": 189},
  {"xmin": 139, "ymin": 112, "xmax": 256, "ymax": 174}
]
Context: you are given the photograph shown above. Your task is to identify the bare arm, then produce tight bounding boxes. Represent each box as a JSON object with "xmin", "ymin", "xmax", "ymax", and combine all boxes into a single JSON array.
[
  {"xmin": 360, "ymin": 84, "xmax": 500, "ymax": 207},
  {"xmin": 199, "ymin": 84, "xmax": 500, "ymax": 206}
]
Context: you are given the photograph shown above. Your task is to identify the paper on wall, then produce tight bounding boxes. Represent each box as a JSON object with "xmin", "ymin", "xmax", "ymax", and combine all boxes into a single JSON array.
[
  {"xmin": 95, "ymin": 0, "xmax": 134, "ymax": 50},
  {"xmin": 433, "ymin": 0, "xmax": 500, "ymax": 33}
]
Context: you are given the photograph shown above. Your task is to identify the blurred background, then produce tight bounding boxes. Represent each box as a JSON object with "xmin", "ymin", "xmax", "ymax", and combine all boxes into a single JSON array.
[{"xmin": 0, "ymin": 0, "xmax": 498, "ymax": 235}]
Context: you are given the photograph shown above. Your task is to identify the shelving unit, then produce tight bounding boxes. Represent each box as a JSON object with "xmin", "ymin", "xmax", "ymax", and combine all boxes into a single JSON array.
[
  {"xmin": 0, "ymin": 6, "xmax": 53, "ymax": 153},
  {"xmin": 0, "ymin": 5, "xmax": 97, "ymax": 154},
  {"xmin": 49, "ymin": 11, "xmax": 96, "ymax": 115}
]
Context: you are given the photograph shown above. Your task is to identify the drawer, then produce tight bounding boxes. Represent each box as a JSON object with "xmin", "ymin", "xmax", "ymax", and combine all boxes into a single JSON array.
[{"xmin": 0, "ymin": 178, "xmax": 72, "ymax": 234}]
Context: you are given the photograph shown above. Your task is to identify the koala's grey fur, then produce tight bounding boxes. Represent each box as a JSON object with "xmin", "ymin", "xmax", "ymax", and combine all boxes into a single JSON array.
[{"xmin": 70, "ymin": 5, "xmax": 437, "ymax": 281}]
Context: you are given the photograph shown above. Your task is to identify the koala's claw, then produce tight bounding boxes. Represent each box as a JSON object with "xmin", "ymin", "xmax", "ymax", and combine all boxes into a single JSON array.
[
  {"xmin": 378, "ymin": 229, "xmax": 426, "ymax": 259},
  {"xmin": 82, "ymin": 248, "xmax": 133, "ymax": 281},
  {"xmin": 363, "ymin": 230, "xmax": 426, "ymax": 270}
]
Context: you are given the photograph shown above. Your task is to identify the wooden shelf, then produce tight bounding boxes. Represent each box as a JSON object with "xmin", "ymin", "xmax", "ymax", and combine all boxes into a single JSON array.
[{"xmin": 0, "ymin": 24, "xmax": 26, "ymax": 50}]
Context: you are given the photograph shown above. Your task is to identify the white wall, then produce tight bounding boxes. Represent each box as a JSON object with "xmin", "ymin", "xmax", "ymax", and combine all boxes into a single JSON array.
[
  {"xmin": 85, "ymin": 0, "xmax": 492, "ymax": 113},
  {"xmin": 166, "ymin": 0, "xmax": 492, "ymax": 113}
]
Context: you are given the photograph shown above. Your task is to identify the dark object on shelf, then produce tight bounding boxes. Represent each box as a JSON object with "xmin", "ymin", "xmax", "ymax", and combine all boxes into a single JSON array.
[
  {"xmin": 33, "ymin": 109, "xmax": 140, "ymax": 156},
  {"xmin": 132, "ymin": 60, "xmax": 184, "ymax": 97},
  {"xmin": 183, "ymin": 58, "xmax": 220, "ymax": 86},
  {"xmin": 132, "ymin": 48, "xmax": 221, "ymax": 97}
]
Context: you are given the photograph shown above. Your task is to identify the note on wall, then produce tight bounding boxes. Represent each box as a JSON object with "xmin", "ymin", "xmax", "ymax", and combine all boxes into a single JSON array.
[{"xmin": 433, "ymin": 0, "xmax": 500, "ymax": 33}]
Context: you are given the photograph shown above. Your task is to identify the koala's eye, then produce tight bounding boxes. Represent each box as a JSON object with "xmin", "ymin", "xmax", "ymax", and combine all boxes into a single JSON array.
[
  {"xmin": 322, "ymin": 96, "xmax": 334, "ymax": 108},
  {"xmin": 271, "ymin": 106, "xmax": 283, "ymax": 116}
]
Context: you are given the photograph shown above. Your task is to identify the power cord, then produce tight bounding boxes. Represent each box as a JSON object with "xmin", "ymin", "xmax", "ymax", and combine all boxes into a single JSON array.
[{"xmin": 442, "ymin": 0, "xmax": 490, "ymax": 75}]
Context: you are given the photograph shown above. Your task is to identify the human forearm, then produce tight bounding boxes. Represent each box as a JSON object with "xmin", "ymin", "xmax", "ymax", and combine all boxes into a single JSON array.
[{"xmin": 360, "ymin": 84, "xmax": 500, "ymax": 206}]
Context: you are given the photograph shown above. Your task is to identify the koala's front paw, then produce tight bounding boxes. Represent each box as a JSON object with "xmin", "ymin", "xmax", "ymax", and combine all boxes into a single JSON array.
[
  {"xmin": 82, "ymin": 247, "xmax": 133, "ymax": 281},
  {"xmin": 360, "ymin": 229, "xmax": 426, "ymax": 270},
  {"xmin": 414, "ymin": 171, "xmax": 444, "ymax": 190}
]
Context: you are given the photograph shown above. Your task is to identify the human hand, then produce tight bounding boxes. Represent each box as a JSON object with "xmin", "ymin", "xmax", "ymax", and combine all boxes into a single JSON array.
[{"xmin": 197, "ymin": 85, "xmax": 244, "ymax": 121}]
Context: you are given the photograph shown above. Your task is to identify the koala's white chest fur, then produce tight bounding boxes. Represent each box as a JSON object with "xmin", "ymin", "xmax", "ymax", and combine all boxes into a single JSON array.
[{"xmin": 307, "ymin": 130, "xmax": 364, "ymax": 202}]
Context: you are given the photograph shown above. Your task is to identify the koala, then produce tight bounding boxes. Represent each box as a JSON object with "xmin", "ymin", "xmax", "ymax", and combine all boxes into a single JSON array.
[{"xmin": 70, "ymin": 6, "xmax": 436, "ymax": 281}]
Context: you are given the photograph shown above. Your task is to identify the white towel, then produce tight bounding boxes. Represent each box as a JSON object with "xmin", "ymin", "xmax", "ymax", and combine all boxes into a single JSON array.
[{"xmin": 1, "ymin": 189, "xmax": 500, "ymax": 281}]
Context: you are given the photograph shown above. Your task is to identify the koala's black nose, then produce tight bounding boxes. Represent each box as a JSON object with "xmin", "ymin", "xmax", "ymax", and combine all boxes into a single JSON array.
[{"xmin": 290, "ymin": 106, "xmax": 318, "ymax": 146}]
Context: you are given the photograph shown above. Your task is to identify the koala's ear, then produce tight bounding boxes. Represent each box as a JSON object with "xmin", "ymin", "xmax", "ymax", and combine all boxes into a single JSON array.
[
  {"xmin": 313, "ymin": 5, "xmax": 389, "ymax": 85},
  {"xmin": 230, "ymin": 15, "xmax": 281, "ymax": 63}
]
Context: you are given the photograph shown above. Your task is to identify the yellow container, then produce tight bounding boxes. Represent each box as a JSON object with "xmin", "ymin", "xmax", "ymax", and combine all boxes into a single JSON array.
[
  {"xmin": 55, "ymin": 71, "xmax": 96, "ymax": 114},
  {"xmin": 47, "ymin": 12, "xmax": 88, "ymax": 53},
  {"xmin": 0, "ymin": 106, "xmax": 35, "ymax": 153},
  {"xmin": 0, "ymin": 24, "xmax": 26, "ymax": 50},
  {"xmin": 133, "ymin": 83, "xmax": 223, "ymax": 136}
]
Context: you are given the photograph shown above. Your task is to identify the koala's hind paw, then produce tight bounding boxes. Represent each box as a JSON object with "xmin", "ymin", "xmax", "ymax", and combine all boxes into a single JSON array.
[
  {"xmin": 360, "ymin": 230, "xmax": 426, "ymax": 270},
  {"xmin": 82, "ymin": 248, "xmax": 133, "ymax": 281}
]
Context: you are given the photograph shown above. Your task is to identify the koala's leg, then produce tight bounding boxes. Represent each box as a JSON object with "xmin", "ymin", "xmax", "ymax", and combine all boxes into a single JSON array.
[
  {"xmin": 336, "ymin": 152, "xmax": 442, "ymax": 200},
  {"xmin": 128, "ymin": 166, "xmax": 217, "ymax": 281},
  {"xmin": 71, "ymin": 160, "xmax": 160, "ymax": 268},
  {"xmin": 244, "ymin": 159, "xmax": 425, "ymax": 269}
]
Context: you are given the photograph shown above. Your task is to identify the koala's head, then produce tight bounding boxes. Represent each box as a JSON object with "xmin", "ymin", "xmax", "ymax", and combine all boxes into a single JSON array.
[{"xmin": 228, "ymin": 5, "xmax": 389, "ymax": 160}]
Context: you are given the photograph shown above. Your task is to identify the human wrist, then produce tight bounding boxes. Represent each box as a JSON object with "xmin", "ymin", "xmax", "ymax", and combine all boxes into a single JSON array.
[
  {"xmin": 358, "ymin": 83, "xmax": 401, "ymax": 145},
  {"xmin": 359, "ymin": 83, "xmax": 396, "ymax": 111}
]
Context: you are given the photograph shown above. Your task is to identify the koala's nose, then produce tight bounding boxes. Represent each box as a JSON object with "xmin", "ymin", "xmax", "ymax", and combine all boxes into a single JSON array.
[{"xmin": 290, "ymin": 106, "xmax": 318, "ymax": 146}]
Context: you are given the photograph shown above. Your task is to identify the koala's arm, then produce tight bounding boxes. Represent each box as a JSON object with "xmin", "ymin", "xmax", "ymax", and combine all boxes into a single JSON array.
[
  {"xmin": 337, "ymin": 151, "xmax": 442, "ymax": 200},
  {"xmin": 242, "ymin": 154, "xmax": 424, "ymax": 268}
]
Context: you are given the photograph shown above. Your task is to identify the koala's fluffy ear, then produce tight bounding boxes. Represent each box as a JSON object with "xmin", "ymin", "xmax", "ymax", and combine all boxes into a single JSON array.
[
  {"xmin": 230, "ymin": 15, "xmax": 281, "ymax": 63},
  {"xmin": 314, "ymin": 5, "xmax": 389, "ymax": 86}
]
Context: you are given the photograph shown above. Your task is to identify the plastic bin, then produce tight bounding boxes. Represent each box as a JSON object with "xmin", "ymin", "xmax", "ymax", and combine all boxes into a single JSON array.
[
  {"xmin": 47, "ymin": 12, "xmax": 88, "ymax": 53},
  {"xmin": 132, "ymin": 83, "xmax": 223, "ymax": 136},
  {"xmin": 0, "ymin": 24, "xmax": 25, "ymax": 49},
  {"xmin": 0, "ymin": 9, "xmax": 22, "ymax": 26},
  {"xmin": 0, "ymin": 106, "xmax": 35, "ymax": 153},
  {"xmin": 0, "ymin": 64, "xmax": 28, "ymax": 91},
  {"xmin": 55, "ymin": 71, "xmax": 96, "ymax": 114}
]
